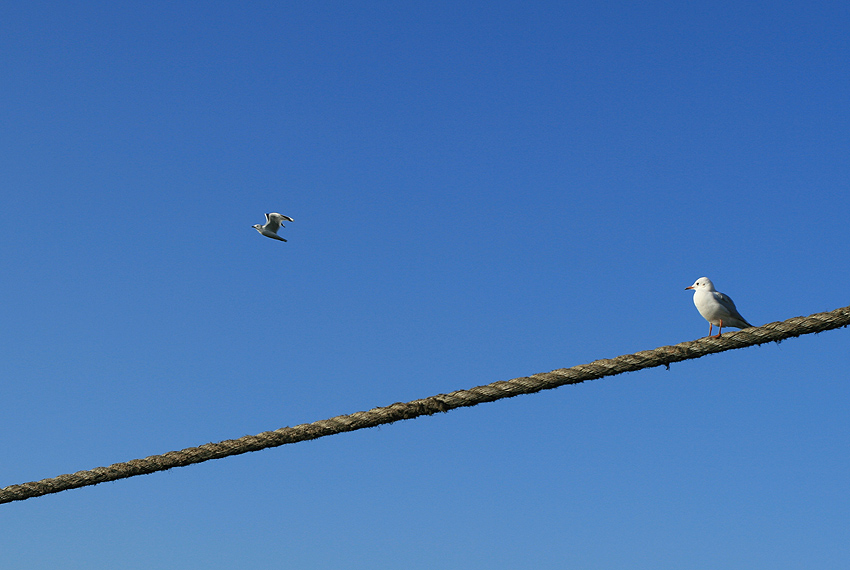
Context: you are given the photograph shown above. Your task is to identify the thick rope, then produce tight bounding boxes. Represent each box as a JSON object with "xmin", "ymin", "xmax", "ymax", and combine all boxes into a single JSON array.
[{"xmin": 2, "ymin": 304, "xmax": 848, "ymax": 505}]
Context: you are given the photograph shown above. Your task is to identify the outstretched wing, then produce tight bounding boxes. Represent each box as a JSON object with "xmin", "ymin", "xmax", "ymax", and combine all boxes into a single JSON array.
[
  {"xmin": 263, "ymin": 213, "xmax": 282, "ymax": 232},
  {"xmin": 267, "ymin": 212, "xmax": 293, "ymax": 226}
]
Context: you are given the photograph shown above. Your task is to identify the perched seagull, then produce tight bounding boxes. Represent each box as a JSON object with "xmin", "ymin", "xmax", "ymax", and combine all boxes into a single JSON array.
[
  {"xmin": 685, "ymin": 277, "xmax": 753, "ymax": 337},
  {"xmin": 252, "ymin": 212, "xmax": 294, "ymax": 242}
]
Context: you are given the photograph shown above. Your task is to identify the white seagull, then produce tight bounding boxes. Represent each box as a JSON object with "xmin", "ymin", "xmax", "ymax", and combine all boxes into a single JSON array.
[
  {"xmin": 252, "ymin": 212, "xmax": 294, "ymax": 242},
  {"xmin": 685, "ymin": 277, "xmax": 753, "ymax": 337}
]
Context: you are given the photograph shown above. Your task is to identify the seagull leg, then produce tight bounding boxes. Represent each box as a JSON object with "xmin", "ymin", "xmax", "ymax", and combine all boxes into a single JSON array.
[
  {"xmin": 708, "ymin": 323, "xmax": 713, "ymax": 337},
  {"xmin": 713, "ymin": 319, "xmax": 724, "ymax": 338}
]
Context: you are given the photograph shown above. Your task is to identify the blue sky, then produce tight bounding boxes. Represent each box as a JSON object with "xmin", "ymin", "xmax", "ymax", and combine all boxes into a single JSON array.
[{"xmin": 2, "ymin": 1, "xmax": 849, "ymax": 568}]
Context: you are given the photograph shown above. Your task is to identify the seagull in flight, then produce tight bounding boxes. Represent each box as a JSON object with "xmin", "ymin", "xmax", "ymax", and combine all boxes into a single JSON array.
[
  {"xmin": 685, "ymin": 277, "xmax": 753, "ymax": 337},
  {"xmin": 253, "ymin": 212, "xmax": 294, "ymax": 242}
]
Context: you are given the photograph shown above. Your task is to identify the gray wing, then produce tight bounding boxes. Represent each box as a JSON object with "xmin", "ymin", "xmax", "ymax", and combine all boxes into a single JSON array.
[
  {"xmin": 715, "ymin": 292, "xmax": 752, "ymax": 327},
  {"xmin": 260, "ymin": 228, "xmax": 286, "ymax": 241},
  {"xmin": 263, "ymin": 213, "xmax": 282, "ymax": 232},
  {"xmin": 268, "ymin": 212, "xmax": 293, "ymax": 225},
  {"xmin": 714, "ymin": 292, "xmax": 737, "ymax": 311}
]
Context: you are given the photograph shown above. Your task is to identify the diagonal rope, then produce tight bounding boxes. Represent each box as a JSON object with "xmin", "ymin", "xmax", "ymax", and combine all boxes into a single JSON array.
[{"xmin": 2, "ymin": 304, "xmax": 849, "ymax": 505}]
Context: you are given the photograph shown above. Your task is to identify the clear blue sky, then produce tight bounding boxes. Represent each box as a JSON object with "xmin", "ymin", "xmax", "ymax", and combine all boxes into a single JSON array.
[{"xmin": 2, "ymin": 1, "xmax": 849, "ymax": 568}]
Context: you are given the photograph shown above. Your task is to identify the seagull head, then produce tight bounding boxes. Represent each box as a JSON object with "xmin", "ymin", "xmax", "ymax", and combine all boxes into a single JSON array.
[{"xmin": 685, "ymin": 277, "xmax": 715, "ymax": 291}]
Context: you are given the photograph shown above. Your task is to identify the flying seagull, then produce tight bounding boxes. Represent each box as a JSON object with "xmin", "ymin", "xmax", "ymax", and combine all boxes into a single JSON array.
[
  {"xmin": 253, "ymin": 212, "xmax": 294, "ymax": 242},
  {"xmin": 685, "ymin": 277, "xmax": 753, "ymax": 337}
]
